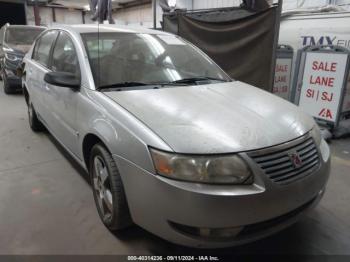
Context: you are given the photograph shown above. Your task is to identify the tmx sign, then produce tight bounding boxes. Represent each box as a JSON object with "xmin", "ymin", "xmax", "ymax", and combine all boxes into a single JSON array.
[{"xmin": 302, "ymin": 36, "xmax": 350, "ymax": 48}]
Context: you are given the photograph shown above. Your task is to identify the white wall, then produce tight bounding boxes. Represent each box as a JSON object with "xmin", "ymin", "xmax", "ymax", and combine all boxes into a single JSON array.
[
  {"xmin": 192, "ymin": 0, "xmax": 241, "ymax": 9},
  {"xmin": 112, "ymin": 3, "xmax": 153, "ymax": 27},
  {"xmin": 283, "ymin": 0, "xmax": 329, "ymax": 10},
  {"xmin": 55, "ymin": 8, "xmax": 83, "ymax": 24},
  {"xmin": 26, "ymin": 6, "xmax": 85, "ymax": 26},
  {"xmin": 26, "ymin": 6, "xmax": 37, "ymax": 25},
  {"xmin": 27, "ymin": 3, "xmax": 153, "ymax": 28}
]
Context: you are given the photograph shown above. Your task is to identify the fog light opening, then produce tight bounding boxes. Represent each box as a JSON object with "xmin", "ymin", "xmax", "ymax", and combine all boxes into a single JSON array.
[
  {"xmin": 169, "ymin": 221, "xmax": 242, "ymax": 240},
  {"xmin": 199, "ymin": 227, "xmax": 243, "ymax": 238}
]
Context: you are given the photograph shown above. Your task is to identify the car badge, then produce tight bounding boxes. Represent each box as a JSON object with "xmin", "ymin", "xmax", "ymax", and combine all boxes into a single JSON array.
[{"xmin": 289, "ymin": 152, "xmax": 303, "ymax": 168}]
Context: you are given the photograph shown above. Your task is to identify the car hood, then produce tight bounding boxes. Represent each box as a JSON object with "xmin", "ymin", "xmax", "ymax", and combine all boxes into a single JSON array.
[{"xmin": 104, "ymin": 81, "xmax": 315, "ymax": 154}]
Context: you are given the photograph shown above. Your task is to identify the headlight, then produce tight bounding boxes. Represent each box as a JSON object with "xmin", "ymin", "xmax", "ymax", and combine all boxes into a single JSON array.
[
  {"xmin": 5, "ymin": 52, "xmax": 20, "ymax": 62},
  {"xmin": 310, "ymin": 125, "xmax": 330, "ymax": 162},
  {"xmin": 319, "ymin": 139, "xmax": 330, "ymax": 162},
  {"xmin": 150, "ymin": 148, "xmax": 253, "ymax": 184},
  {"xmin": 310, "ymin": 125, "xmax": 322, "ymax": 146}
]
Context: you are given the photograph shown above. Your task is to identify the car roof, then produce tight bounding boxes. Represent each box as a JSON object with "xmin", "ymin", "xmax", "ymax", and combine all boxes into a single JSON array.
[{"xmin": 48, "ymin": 24, "xmax": 173, "ymax": 36}]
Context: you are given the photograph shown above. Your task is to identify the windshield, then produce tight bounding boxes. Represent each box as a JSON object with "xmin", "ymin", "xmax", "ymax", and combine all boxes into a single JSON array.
[
  {"xmin": 81, "ymin": 32, "xmax": 231, "ymax": 88},
  {"xmin": 5, "ymin": 27, "xmax": 45, "ymax": 46}
]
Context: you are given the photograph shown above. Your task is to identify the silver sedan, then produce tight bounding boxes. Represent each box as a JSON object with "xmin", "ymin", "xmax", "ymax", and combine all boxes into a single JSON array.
[{"xmin": 23, "ymin": 24, "xmax": 330, "ymax": 248}]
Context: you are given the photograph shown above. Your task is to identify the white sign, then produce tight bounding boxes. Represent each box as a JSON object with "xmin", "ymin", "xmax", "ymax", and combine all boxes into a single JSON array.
[
  {"xmin": 342, "ymin": 72, "xmax": 350, "ymax": 112},
  {"xmin": 273, "ymin": 58, "xmax": 293, "ymax": 100},
  {"xmin": 298, "ymin": 52, "xmax": 349, "ymax": 123}
]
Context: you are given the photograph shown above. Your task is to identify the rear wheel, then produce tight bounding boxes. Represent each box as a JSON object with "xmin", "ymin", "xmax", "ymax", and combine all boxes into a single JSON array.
[
  {"xmin": 27, "ymin": 100, "xmax": 44, "ymax": 132},
  {"xmin": 90, "ymin": 143, "xmax": 132, "ymax": 230}
]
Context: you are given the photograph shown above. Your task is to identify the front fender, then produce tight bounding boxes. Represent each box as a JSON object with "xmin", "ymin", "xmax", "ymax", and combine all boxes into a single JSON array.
[
  {"xmin": 82, "ymin": 117, "xmax": 156, "ymax": 174},
  {"xmin": 79, "ymin": 89, "xmax": 173, "ymax": 173}
]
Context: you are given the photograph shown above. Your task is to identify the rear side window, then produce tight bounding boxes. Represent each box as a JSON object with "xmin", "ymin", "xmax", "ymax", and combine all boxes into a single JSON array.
[
  {"xmin": 51, "ymin": 31, "xmax": 80, "ymax": 78},
  {"xmin": 33, "ymin": 30, "xmax": 58, "ymax": 68}
]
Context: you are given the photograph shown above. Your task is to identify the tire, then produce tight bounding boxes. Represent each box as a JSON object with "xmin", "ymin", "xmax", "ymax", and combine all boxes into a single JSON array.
[
  {"xmin": 90, "ymin": 143, "xmax": 132, "ymax": 230},
  {"xmin": 3, "ymin": 75, "xmax": 13, "ymax": 94},
  {"xmin": 27, "ymin": 100, "xmax": 45, "ymax": 132}
]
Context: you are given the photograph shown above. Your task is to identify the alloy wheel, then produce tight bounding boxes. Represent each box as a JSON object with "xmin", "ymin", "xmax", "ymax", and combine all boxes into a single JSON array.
[{"xmin": 93, "ymin": 156, "xmax": 114, "ymax": 220}]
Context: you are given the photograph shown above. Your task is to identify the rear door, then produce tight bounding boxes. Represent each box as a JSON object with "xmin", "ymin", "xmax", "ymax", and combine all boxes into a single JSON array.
[{"xmin": 45, "ymin": 31, "xmax": 81, "ymax": 156}]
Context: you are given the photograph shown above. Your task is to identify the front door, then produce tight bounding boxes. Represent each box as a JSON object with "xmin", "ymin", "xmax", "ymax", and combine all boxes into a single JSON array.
[{"xmin": 45, "ymin": 31, "xmax": 81, "ymax": 156}]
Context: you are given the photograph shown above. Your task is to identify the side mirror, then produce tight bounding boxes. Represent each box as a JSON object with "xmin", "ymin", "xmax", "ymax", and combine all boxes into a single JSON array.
[{"xmin": 44, "ymin": 72, "xmax": 80, "ymax": 89}]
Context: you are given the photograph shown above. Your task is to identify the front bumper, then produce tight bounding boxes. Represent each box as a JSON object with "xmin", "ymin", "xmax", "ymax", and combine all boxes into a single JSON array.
[
  {"xmin": 3, "ymin": 72, "xmax": 22, "ymax": 90},
  {"xmin": 1, "ymin": 58, "xmax": 23, "ymax": 90},
  {"xmin": 114, "ymin": 143, "xmax": 330, "ymax": 248}
]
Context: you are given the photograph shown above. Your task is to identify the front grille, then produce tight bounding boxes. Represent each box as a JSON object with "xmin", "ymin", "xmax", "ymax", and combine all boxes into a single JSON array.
[{"xmin": 248, "ymin": 134, "xmax": 320, "ymax": 185}]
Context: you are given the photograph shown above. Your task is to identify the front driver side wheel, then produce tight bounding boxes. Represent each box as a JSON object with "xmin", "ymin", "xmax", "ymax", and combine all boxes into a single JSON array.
[
  {"xmin": 27, "ymin": 100, "xmax": 44, "ymax": 132},
  {"xmin": 90, "ymin": 143, "xmax": 133, "ymax": 230}
]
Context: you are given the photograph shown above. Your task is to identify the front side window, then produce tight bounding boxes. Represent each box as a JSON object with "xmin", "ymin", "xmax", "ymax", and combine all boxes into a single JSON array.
[
  {"xmin": 33, "ymin": 30, "xmax": 58, "ymax": 68},
  {"xmin": 51, "ymin": 32, "xmax": 80, "ymax": 79},
  {"xmin": 81, "ymin": 33, "xmax": 230, "ymax": 88}
]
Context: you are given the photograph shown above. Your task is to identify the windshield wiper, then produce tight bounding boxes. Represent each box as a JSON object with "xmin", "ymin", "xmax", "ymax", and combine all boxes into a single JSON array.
[
  {"xmin": 97, "ymin": 82, "xmax": 148, "ymax": 90},
  {"xmin": 146, "ymin": 77, "xmax": 228, "ymax": 87},
  {"xmin": 171, "ymin": 77, "xmax": 229, "ymax": 84},
  {"xmin": 97, "ymin": 77, "xmax": 230, "ymax": 91}
]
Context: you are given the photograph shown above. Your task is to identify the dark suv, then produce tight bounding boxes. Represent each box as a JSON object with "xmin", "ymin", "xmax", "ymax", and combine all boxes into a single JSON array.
[{"xmin": 0, "ymin": 24, "xmax": 45, "ymax": 94}]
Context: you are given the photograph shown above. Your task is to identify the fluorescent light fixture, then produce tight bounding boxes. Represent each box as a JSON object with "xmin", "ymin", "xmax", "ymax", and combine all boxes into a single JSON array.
[{"xmin": 168, "ymin": 0, "xmax": 177, "ymax": 7}]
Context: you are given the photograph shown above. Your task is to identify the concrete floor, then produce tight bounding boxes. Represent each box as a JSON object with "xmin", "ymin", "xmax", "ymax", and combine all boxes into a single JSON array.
[{"xmin": 0, "ymin": 80, "xmax": 350, "ymax": 255}]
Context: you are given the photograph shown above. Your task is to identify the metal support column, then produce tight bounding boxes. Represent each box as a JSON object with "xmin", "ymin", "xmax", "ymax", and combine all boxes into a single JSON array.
[
  {"xmin": 33, "ymin": 0, "xmax": 40, "ymax": 25},
  {"xmin": 52, "ymin": 7, "xmax": 56, "ymax": 22},
  {"xmin": 269, "ymin": 0, "xmax": 283, "ymax": 92},
  {"xmin": 153, "ymin": 0, "xmax": 157, "ymax": 29}
]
